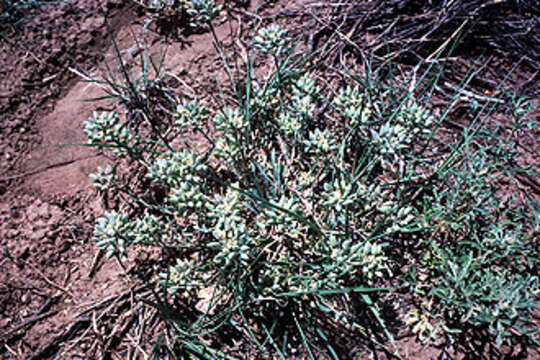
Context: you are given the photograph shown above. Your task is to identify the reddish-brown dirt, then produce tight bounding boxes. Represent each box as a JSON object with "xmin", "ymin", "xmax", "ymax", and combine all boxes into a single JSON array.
[
  {"xmin": 0, "ymin": 1, "xmax": 254, "ymax": 357},
  {"xmin": 0, "ymin": 0, "xmax": 130, "ymax": 182},
  {"xmin": 0, "ymin": 0, "xmax": 538, "ymax": 359},
  {"xmin": 0, "ymin": 0, "xmax": 137, "ymax": 358}
]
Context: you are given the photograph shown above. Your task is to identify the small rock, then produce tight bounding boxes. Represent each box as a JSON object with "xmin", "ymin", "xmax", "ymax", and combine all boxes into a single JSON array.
[
  {"xmin": 21, "ymin": 293, "xmax": 31, "ymax": 304},
  {"xmin": 27, "ymin": 204, "xmax": 40, "ymax": 222},
  {"xmin": 37, "ymin": 204, "xmax": 51, "ymax": 220},
  {"xmin": 30, "ymin": 228, "xmax": 48, "ymax": 241},
  {"xmin": 81, "ymin": 15, "xmax": 104, "ymax": 33},
  {"xmin": 79, "ymin": 32, "xmax": 93, "ymax": 46}
]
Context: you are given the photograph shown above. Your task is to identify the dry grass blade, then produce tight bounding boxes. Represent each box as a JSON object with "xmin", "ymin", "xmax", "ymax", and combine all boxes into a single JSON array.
[{"xmin": 302, "ymin": 0, "xmax": 540, "ymax": 96}]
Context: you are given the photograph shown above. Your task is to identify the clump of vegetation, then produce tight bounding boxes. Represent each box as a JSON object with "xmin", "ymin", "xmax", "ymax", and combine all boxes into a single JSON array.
[
  {"xmin": 132, "ymin": 0, "xmax": 222, "ymax": 28},
  {"xmin": 82, "ymin": 12, "xmax": 539, "ymax": 358}
]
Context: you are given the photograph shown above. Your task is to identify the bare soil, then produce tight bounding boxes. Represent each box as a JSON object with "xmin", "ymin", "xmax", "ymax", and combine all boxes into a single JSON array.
[
  {"xmin": 0, "ymin": 0, "xmax": 538, "ymax": 359},
  {"xmin": 0, "ymin": 0, "xmax": 138, "ymax": 357},
  {"xmin": 0, "ymin": 0, "xmax": 254, "ymax": 357}
]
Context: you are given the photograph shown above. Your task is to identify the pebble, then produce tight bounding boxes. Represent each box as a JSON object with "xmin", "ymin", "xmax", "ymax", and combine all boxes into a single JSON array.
[{"xmin": 21, "ymin": 293, "xmax": 31, "ymax": 304}]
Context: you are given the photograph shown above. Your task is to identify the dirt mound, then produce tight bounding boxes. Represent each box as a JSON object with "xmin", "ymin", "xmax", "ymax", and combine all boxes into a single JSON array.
[
  {"xmin": 0, "ymin": 0, "xmax": 135, "ymax": 357},
  {"xmin": 0, "ymin": 0, "xmax": 127, "ymax": 181}
]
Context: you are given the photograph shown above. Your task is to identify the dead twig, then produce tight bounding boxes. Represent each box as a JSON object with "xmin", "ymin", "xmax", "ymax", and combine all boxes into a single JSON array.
[
  {"xmin": 0, "ymin": 257, "xmax": 48, "ymax": 296},
  {"xmin": 27, "ymin": 318, "xmax": 91, "ymax": 360},
  {"xmin": 24, "ymin": 260, "xmax": 74, "ymax": 298},
  {"xmin": 0, "ymin": 155, "xmax": 100, "ymax": 183},
  {"xmin": 2, "ymin": 310, "xmax": 58, "ymax": 338},
  {"xmin": 74, "ymin": 285, "xmax": 147, "ymax": 317},
  {"xmin": 88, "ymin": 249, "xmax": 104, "ymax": 278},
  {"xmin": 103, "ymin": 307, "xmax": 139, "ymax": 358}
]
